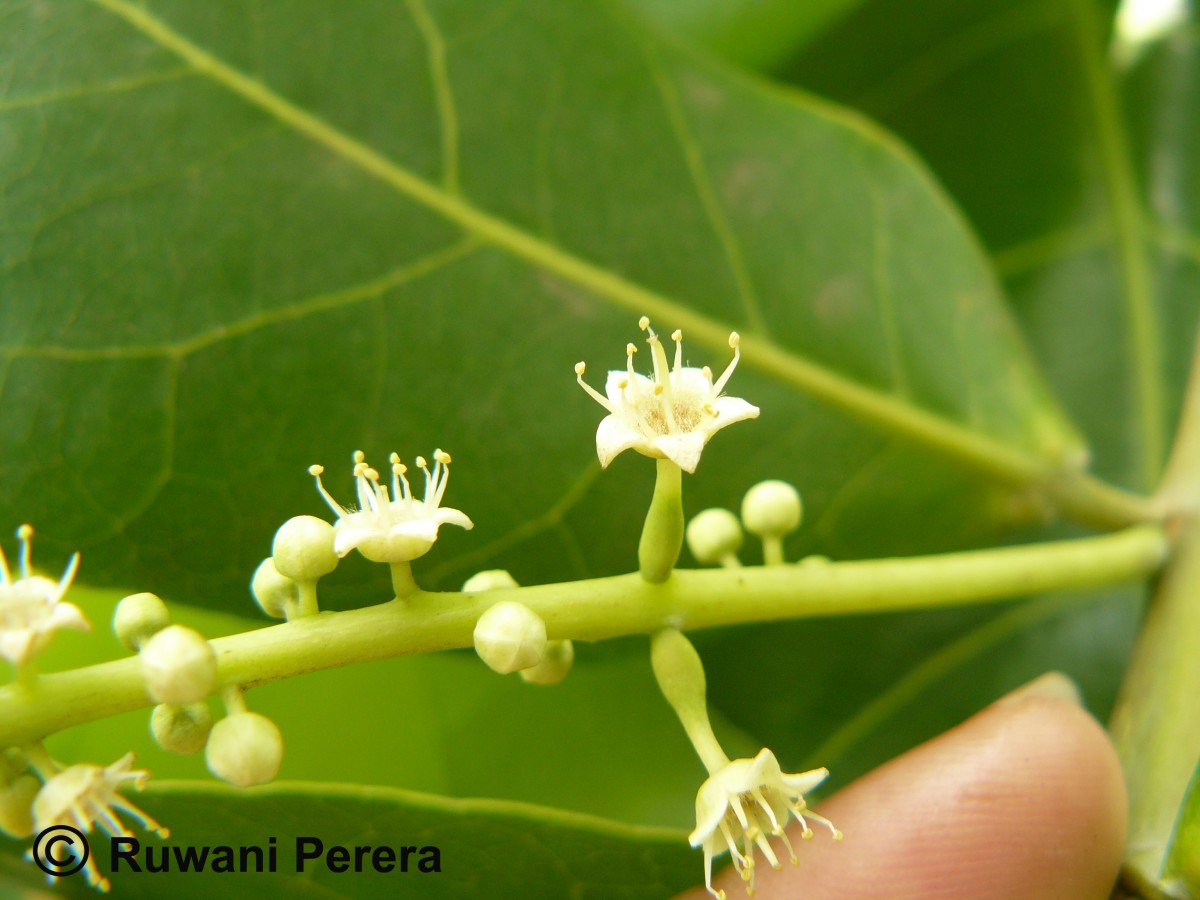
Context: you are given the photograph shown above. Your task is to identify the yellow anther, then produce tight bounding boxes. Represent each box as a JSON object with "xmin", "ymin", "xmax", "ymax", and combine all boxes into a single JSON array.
[
  {"xmin": 626, "ymin": 343, "xmax": 637, "ymax": 357},
  {"xmin": 353, "ymin": 462, "xmax": 369, "ymax": 476},
  {"xmin": 654, "ymin": 383, "xmax": 665, "ymax": 395},
  {"xmin": 728, "ymin": 331, "xmax": 740, "ymax": 349},
  {"xmin": 416, "ymin": 456, "xmax": 428, "ymax": 469},
  {"xmin": 353, "ymin": 450, "xmax": 365, "ymax": 463},
  {"xmin": 388, "ymin": 452, "xmax": 400, "ymax": 464},
  {"xmin": 17, "ymin": 524, "xmax": 33, "ymax": 541},
  {"xmin": 638, "ymin": 315, "xmax": 650, "ymax": 331},
  {"xmin": 702, "ymin": 365, "xmax": 713, "ymax": 381},
  {"xmin": 364, "ymin": 467, "xmax": 380, "ymax": 481},
  {"xmin": 617, "ymin": 378, "xmax": 628, "ymax": 390},
  {"xmin": 671, "ymin": 329, "xmax": 682, "ymax": 342},
  {"xmin": 574, "ymin": 361, "xmax": 586, "ymax": 375},
  {"xmin": 308, "ymin": 464, "xmax": 324, "ymax": 476},
  {"xmin": 434, "ymin": 449, "xmax": 452, "ymax": 464}
]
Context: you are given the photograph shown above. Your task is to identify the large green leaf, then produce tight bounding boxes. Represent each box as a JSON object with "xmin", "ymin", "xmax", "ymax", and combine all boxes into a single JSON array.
[
  {"xmin": 1, "ymin": 0, "xmax": 1082, "ymax": 613},
  {"xmin": 0, "ymin": 0, "xmax": 1174, "ymax": 895}
]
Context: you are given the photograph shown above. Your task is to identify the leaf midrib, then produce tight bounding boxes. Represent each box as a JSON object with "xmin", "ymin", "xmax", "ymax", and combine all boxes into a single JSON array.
[{"xmin": 85, "ymin": 0, "xmax": 1138, "ymax": 521}]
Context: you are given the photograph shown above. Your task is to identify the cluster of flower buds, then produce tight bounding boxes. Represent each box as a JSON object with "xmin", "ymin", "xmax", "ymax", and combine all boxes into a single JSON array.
[
  {"xmin": 465, "ymin": 570, "xmax": 574, "ymax": 686},
  {"xmin": 687, "ymin": 479, "xmax": 804, "ymax": 567}
]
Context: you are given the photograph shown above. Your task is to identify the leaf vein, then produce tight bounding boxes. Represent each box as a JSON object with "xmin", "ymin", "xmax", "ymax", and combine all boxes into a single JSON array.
[{"xmin": 404, "ymin": 0, "xmax": 460, "ymax": 195}]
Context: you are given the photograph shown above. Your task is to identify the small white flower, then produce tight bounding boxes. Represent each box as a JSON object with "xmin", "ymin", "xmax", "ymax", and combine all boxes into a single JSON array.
[
  {"xmin": 690, "ymin": 748, "xmax": 840, "ymax": 900},
  {"xmin": 30, "ymin": 752, "xmax": 167, "ymax": 891},
  {"xmin": 575, "ymin": 317, "xmax": 759, "ymax": 473},
  {"xmin": 310, "ymin": 450, "xmax": 473, "ymax": 563},
  {"xmin": 0, "ymin": 525, "xmax": 89, "ymax": 668}
]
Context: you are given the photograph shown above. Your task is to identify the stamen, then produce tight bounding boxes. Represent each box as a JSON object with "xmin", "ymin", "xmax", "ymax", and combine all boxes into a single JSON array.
[
  {"xmin": 309, "ymin": 465, "xmax": 346, "ymax": 516},
  {"xmin": 712, "ymin": 332, "xmax": 742, "ymax": 395},
  {"xmin": 576, "ymin": 364, "xmax": 617, "ymax": 413},
  {"xmin": 353, "ymin": 450, "xmax": 365, "ymax": 464},
  {"xmin": 17, "ymin": 524, "xmax": 33, "ymax": 579},
  {"xmin": 671, "ymin": 329, "xmax": 683, "ymax": 371},
  {"xmin": 798, "ymin": 808, "xmax": 842, "ymax": 840}
]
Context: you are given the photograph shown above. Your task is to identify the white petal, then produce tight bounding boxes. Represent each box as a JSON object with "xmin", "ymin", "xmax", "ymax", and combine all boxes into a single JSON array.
[
  {"xmin": 707, "ymin": 396, "xmax": 760, "ymax": 432},
  {"xmin": 595, "ymin": 415, "xmax": 655, "ymax": 468},
  {"xmin": 604, "ymin": 371, "xmax": 653, "ymax": 407},
  {"xmin": 49, "ymin": 602, "xmax": 90, "ymax": 633},
  {"xmin": 780, "ymin": 766, "xmax": 829, "ymax": 796},
  {"xmin": 332, "ymin": 517, "xmax": 382, "ymax": 558},
  {"xmin": 432, "ymin": 506, "xmax": 474, "ymax": 531},
  {"xmin": 653, "ymin": 432, "xmax": 707, "ymax": 473}
]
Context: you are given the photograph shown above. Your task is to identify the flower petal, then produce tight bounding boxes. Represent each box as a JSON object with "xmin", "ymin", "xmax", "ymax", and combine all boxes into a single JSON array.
[
  {"xmin": 654, "ymin": 432, "xmax": 707, "ymax": 473},
  {"xmin": 595, "ymin": 414, "xmax": 654, "ymax": 468}
]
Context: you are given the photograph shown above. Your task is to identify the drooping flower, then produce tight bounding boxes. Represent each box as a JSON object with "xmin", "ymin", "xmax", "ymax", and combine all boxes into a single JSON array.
[
  {"xmin": 690, "ymin": 748, "xmax": 840, "ymax": 899},
  {"xmin": 0, "ymin": 525, "xmax": 89, "ymax": 668},
  {"xmin": 30, "ymin": 752, "xmax": 167, "ymax": 891},
  {"xmin": 310, "ymin": 450, "xmax": 473, "ymax": 563},
  {"xmin": 575, "ymin": 317, "xmax": 759, "ymax": 473}
]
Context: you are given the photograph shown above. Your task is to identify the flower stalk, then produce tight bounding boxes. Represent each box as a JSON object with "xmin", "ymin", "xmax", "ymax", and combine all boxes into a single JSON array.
[{"xmin": 640, "ymin": 459, "xmax": 685, "ymax": 583}]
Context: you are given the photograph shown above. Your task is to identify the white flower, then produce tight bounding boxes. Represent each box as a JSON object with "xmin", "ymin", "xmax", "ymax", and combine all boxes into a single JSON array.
[
  {"xmin": 689, "ymin": 748, "xmax": 840, "ymax": 900},
  {"xmin": 30, "ymin": 752, "xmax": 167, "ymax": 891},
  {"xmin": 0, "ymin": 525, "xmax": 89, "ymax": 668},
  {"xmin": 310, "ymin": 450, "xmax": 473, "ymax": 563},
  {"xmin": 575, "ymin": 317, "xmax": 759, "ymax": 473}
]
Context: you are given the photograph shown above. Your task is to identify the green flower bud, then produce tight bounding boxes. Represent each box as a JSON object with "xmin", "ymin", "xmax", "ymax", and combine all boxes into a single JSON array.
[
  {"xmin": 112, "ymin": 592, "xmax": 171, "ymax": 651},
  {"xmin": 741, "ymin": 480, "xmax": 803, "ymax": 538},
  {"xmin": 0, "ymin": 770, "xmax": 39, "ymax": 838},
  {"xmin": 140, "ymin": 625, "xmax": 217, "ymax": 705},
  {"xmin": 250, "ymin": 557, "xmax": 298, "ymax": 619},
  {"xmin": 151, "ymin": 702, "xmax": 213, "ymax": 755},
  {"xmin": 519, "ymin": 639, "xmax": 574, "ymax": 686},
  {"xmin": 473, "ymin": 601, "xmax": 547, "ymax": 674},
  {"xmin": 685, "ymin": 508, "xmax": 744, "ymax": 565},
  {"xmin": 271, "ymin": 515, "xmax": 338, "ymax": 583},
  {"xmin": 462, "ymin": 569, "xmax": 519, "ymax": 592},
  {"xmin": 206, "ymin": 712, "xmax": 284, "ymax": 787}
]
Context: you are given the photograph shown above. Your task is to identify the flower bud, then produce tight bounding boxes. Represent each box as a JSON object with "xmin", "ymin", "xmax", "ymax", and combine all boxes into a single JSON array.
[
  {"xmin": 250, "ymin": 557, "xmax": 298, "ymax": 619},
  {"xmin": 140, "ymin": 625, "xmax": 217, "ymax": 705},
  {"xmin": 685, "ymin": 508, "xmax": 744, "ymax": 565},
  {"xmin": 113, "ymin": 592, "xmax": 171, "ymax": 651},
  {"xmin": 151, "ymin": 702, "xmax": 213, "ymax": 755},
  {"xmin": 0, "ymin": 770, "xmax": 39, "ymax": 838},
  {"xmin": 462, "ymin": 569, "xmax": 519, "ymax": 592},
  {"xmin": 741, "ymin": 480, "xmax": 803, "ymax": 538},
  {"xmin": 271, "ymin": 515, "xmax": 338, "ymax": 582},
  {"xmin": 520, "ymin": 639, "xmax": 574, "ymax": 686},
  {"xmin": 206, "ymin": 712, "xmax": 284, "ymax": 787},
  {"xmin": 473, "ymin": 601, "xmax": 547, "ymax": 674}
]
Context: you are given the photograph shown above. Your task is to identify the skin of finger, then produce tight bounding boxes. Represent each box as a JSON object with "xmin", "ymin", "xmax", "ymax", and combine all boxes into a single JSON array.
[{"xmin": 678, "ymin": 693, "xmax": 1128, "ymax": 900}]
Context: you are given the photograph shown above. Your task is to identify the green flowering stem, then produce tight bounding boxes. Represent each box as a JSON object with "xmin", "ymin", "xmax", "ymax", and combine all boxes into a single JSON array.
[
  {"xmin": 0, "ymin": 524, "xmax": 1166, "ymax": 747},
  {"xmin": 651, "ymin": 628, "xmax": 729, "ymax": 774},
  {"xmin": 639, "ymin": 459, "xmax": 684, "ymax": 583}
]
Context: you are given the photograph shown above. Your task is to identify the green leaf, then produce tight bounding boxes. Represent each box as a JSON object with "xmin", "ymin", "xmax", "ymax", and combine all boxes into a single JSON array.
[
  {"xmin": 0, "ymin": 780, "xmax": 697, "ymax": 898},
  {"xmin": 1164, "ymin": 758, "xmax": 1200, "ymax": 897},
  {"xmin": 623, "ymin": 0, "xmax": 867, "ymax": 71},
  {"xmin": 782, "ymin": 0, "xmax": 1200, "ymax": 492},
  {"xmin": 1, "ymin": 0, "xmax": 1085, "ymax": 616}
]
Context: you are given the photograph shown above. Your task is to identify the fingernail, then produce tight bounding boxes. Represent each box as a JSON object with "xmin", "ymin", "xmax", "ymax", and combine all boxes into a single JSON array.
[{"xmin": 998, "ymin": 671, "xmax": 1082, "ymax": 707}]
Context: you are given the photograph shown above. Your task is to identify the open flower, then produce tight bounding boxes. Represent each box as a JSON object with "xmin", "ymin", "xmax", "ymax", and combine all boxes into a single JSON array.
[
  {"xmin": 575, "ymin": 317, "xmax": 759, "ymax": 473},
  {"xmin": 690, "ymin": 748, "xmax": 840, "ymax": 899},
  {"xmin": 30, "ymin": 752, "xmax": 167, "ymax": 891},
  {"xmin": 0, "ymin": 525, "xmax": 89, "ymax": 668},
  {"xmin": 310, "ymin": 450, "xmax": 473, "ymax": 563}
]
